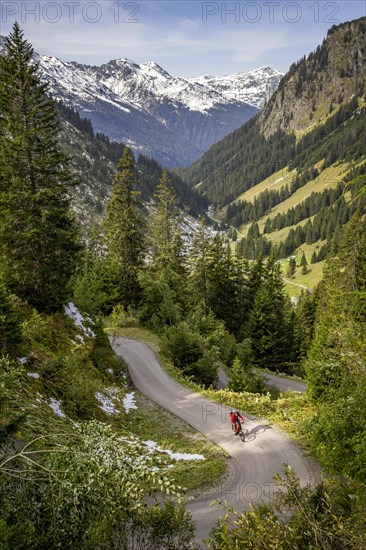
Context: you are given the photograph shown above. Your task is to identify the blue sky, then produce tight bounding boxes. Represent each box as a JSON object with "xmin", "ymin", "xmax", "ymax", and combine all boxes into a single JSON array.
[{"xmin": 1, "ymin": 1, "xmax": 365, "ymax": 76}]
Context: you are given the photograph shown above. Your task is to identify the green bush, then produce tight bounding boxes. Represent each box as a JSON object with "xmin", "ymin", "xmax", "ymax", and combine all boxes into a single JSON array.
[
  {"xmin": 208, "ymin": 468, "xmax": 366, "ymax": 549},
  {"xmin": 161, "ymin": 323, "xmax": 217, "ymax": 386}
]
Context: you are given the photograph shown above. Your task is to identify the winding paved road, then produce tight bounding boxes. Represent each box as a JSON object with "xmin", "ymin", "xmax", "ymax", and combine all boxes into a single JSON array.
[
  {"xmin": 111, "ymin": 336, "xmax": 317, "ymax": 544},
  {"xmin": 217, "ymin": 367, "xmax": 307, "ymax": 393},
  {"xmin": 262, "ymin": 372, "xmax": 307, "ymax": 392}
]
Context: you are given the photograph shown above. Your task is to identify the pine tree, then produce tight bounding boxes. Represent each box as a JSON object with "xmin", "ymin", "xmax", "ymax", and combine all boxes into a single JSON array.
[
  {"xmin": 149, "ymin": 170, "xmax": 183, "ymax": 271},
  {"xmin": 310, "ymin": 250, "xmax": 318, "ymax": 264},
  {"xmin": 300, "ymin": 252, "xmax": 308, "ymax": 274},
  {"xmin": 0, "ymin": 24, "xmax": 81, "ymax": 312},
  {"xmin": 287, "ymin": 257, "xmax": 296, "ymax": 278},
  {"xmin": 139, "ymin": 171, "xmax": 185, "ymax": 327},
  {"xmin": 104, "ymin": 147, "xmax": 144, "ymax": 307},
  {"xmin": 187, "ymin": 219, "xmax": 212, "ymax": 317},
  {"xmin": 247, "ymin": 254, "xmax": 292, "ymax": 371}
]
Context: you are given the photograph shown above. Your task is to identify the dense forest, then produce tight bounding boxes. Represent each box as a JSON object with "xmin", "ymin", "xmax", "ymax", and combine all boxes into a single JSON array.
[
  {"xmin": 181, "ymin": 94, "xmax": 366, "ymax": 209},
  {"xmin": 57, "ymin": 101, "xmax": 208, "ymax": 226},
  {"xmin": 235, "ymin": 184, "xmax": 366, "ymax": 261},
  {"xmin": 1, "ymin": 22, "xmax": 366, "ymax": 550}
]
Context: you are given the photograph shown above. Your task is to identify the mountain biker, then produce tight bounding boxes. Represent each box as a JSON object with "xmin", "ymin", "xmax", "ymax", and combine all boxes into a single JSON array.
[{"xmin": 230, "ymin": 410, "xmax": 244, "ymax": 435}]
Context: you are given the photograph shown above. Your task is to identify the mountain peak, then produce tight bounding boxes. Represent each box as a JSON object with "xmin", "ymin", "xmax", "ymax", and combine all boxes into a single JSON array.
[
  {"xmin": 139, "ymin": 61, "xmax": 172, "ymax": 79},
  {"xmin": 0, "ymin": 32, "xmax": 282, "ymax": 165}
]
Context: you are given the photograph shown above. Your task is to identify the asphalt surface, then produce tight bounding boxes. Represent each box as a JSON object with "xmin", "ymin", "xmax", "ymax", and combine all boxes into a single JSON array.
[
  {"xmin": 111, "ymin": 336, "xmax": 317, "ymax": 545},
  {"xmin": 217, "ymin": 367, "xmax": 307, "ymax": 393},
  {"xmin": 262, "ymin": 372, "xmax": 307, "ymax": 392}
]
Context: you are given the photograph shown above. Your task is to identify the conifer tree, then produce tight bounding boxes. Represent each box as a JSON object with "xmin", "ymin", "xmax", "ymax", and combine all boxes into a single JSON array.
[
  {"xmin": 187, "ymin": 219, "xmax": 212, "ymax": 316},
  {"xmin": 0, "ymin": 23, "xmax": 81, "ymax": 312},
  {"xmin": 74, "ymin": 225, "xmax": 119, "ymax": 315},
  {"xmin": 205, "ymin": 237, "xmax": 237, "ymax": 330},
  {"xmin": 287, "ymin": 257, "xmax": 296, "ymax": 278},
  {"xmin": 104, "ymin": 147, "xmax": 144, "ymax": 307},
  {"xmin": 305, "ymin": 212, "xmax": 366, "ymax": 478},
  {"xmin": 149, "ymin": 170, "xmax": 183, "ymax": 272},
  {"xmin": 247, "ymin": 254, "xmax": 292, "ymax": 371},
  {"xmin": 139, "ymin": 171, "xmax": 185, "ymax": 326},
  {"xmin": 310, "ymin": 250, "xmax": 318, "ymax": 264},
  {"xmin": 306, "ymin": 212, "xmax": 366, "ymax": 398},
  {"xmin": 294, "ymin": 289, "xmax": 317, "ymax": 360},
  {"xmin": 300, "ymin": 252, "xmax": 308, "ymax": 274}
]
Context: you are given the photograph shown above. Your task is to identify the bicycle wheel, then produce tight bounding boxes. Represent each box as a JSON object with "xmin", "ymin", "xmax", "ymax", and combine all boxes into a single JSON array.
[{"xmin": 239, "ymin": 429, "xmax": 245, "ymax": 442}]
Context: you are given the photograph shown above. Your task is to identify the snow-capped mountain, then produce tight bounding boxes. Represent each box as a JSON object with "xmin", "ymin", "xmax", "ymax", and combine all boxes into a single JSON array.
[
  {"xmin": 0, "ymin": 36, "xmax": 283, "ymax": 166},
  {"xmin": 189, "ymin": 66, "xmax": 283, "ymax": 109}
]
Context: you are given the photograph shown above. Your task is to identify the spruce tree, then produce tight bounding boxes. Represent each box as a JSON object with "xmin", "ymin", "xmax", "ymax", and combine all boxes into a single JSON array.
[
  {"xmin": 305, "ymin": 212, "xmax": 366, "ymax": 478},
  {"xmin": 149, "ymin": 170, "xmax": 183, "ymax": 272},
  {"xmin": 139, "ymin": 171, "xmax": 185, "ymax": 326},
  {"xmin": 187, "ymin": 219, "xmax": 212, "ymax": 317},
  {"xmin": 74, "ymin": 225, "xmax": 119, "ymax": 315},
  {"xmin": 294, "ymin": 289, "xmax": 317, "ymax": 361},
  {"xmin": 287, "ymin": 257, "xmax": 296, "ymax": 278},
  {"xmin": 300, "ymin": 252, "xmax": 308, "ymax": 274},
  {"xmin": 306, "ymin": 211, "xmax": 366, "ymax": 399},
  {"xmin": 0, "ymin": 23, "xmax": 81, "ymax": 312},
  {"xmin": 310, "ymin": 250, "xmax": 318, "ymax": 264},
  {"xmin": 104, "ymin": 147, "xmax": 144, "ymax": 307},
  {"xmin": 247, "ymin": 254, "xmax": 292, "ymax": 371},
  {"xmin": 205, "ymin": 237, "xmax": 237, "ymax": 331}
]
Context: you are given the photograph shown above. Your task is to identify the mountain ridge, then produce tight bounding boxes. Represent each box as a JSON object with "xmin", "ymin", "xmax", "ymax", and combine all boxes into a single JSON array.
[
  {"xmin": 178, "ymin": 16, "xmax": 366, "ymax": 273},
  {"xmin": 181, "ymin": 17, "xmax": 366, "ymax": 203},
  {"xmin": 0, "ymin": 34, "xmax": 282, "ymax": 166}
]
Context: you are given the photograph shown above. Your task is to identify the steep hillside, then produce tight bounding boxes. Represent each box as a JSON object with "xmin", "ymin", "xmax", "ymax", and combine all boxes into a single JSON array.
[
  {"xmin": 57, "ymin": 104, "xmax": 208, "ymax": 233},
  {"xmin": 261, "ymin": 18, "xmax": 366, "ymax": 137},
  {"xmin": 179, "ymin": 17, "xmax": 366, "ymax": 275},
  {"xmin": 181, "ymin": 17, "xmax": 366, "ymax": 206}
]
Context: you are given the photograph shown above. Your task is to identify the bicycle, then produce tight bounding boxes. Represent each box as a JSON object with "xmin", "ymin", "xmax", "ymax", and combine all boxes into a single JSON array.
[{"xmin": 232, "ymin": 420, "xmax": 246, "ymax": 442}]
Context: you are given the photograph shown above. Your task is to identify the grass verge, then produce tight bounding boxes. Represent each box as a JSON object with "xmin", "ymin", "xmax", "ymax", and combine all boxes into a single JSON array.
[{"xmin": 106, "ymin": 327, "xmax": 227, "ymax": 493}]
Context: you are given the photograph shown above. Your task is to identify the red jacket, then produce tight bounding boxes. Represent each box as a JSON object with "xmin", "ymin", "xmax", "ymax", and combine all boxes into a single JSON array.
[{"xmin": 231, "ymin": 412, "xmax": 244, "ymax": 425}]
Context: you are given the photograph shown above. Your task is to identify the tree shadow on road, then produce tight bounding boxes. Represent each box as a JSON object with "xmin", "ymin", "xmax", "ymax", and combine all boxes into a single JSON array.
[{"xmin": 245, "ymin": 424, "xmax": 271, "ymax": 441}]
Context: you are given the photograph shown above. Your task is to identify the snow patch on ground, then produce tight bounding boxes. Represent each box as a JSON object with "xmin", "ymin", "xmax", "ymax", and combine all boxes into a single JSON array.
[
  {"xmin": 96, "ymin": 387, "xmax": 120, "ymax": 415},
  {"xmin": 143, "ymin": 439, "xmax": 204, "ymax": 461},
  {"xmin": 49, "ymin": 398, "xmax": 66, "ymax": 417},
  {"xmin": 123, "ymin": 392, "xmax": 137, "ymax": 413},
  {"xmin": 64, "ymin": 302, "xmax": 95, "ymax": 338},
  {"xmin": 35, "ymin": 393, "xmax": 66, "ymax": 417}
]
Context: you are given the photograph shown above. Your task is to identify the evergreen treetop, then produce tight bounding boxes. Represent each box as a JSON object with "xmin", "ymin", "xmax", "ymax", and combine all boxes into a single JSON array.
[{"xmin": 0, "ymin": 23, "xmax": 81, "ymax": 312}]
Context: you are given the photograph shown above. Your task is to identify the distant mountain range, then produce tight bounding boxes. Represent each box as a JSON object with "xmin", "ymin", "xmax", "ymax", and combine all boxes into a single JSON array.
[{"xmin": 0, "ymin": 35, "xmax": 282, "ymax": 166}]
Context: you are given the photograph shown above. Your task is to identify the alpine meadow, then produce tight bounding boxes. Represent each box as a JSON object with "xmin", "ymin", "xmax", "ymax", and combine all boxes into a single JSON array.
[{"xmin": 1, "ymin": 12, "xmax": 366, "ymax": 550}]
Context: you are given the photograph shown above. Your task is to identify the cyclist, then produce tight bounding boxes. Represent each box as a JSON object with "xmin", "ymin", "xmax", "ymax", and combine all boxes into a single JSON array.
[{"xmin": 230, "ymin": 410, "xmax": 244, "ymax": 435}]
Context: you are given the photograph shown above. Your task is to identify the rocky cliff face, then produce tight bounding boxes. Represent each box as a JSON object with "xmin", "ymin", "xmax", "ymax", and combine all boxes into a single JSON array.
[{"xmin": 259, "ymin": 17, "xmax": 366, "ymax": 137}]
